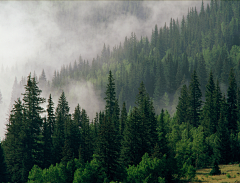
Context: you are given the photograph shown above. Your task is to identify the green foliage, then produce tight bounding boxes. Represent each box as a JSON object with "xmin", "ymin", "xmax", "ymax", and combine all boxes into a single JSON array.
[
  {"xmin": 126, "ymin": 153, "xmax": 168, "ymax": 183},
  {"xmin": 209, "ymin": 160, "xmax": 221, "ymax": 175},
  {"xmin": 73, "ymin": 155, "xmax": 104, "ymax": 183},
  {"xmin": 0, "ymin": 141, "xmax": 8, "ymax": 183},
  {"xmin": 180, "ymin": 162, "xmax": 196, "ymax": 181}
]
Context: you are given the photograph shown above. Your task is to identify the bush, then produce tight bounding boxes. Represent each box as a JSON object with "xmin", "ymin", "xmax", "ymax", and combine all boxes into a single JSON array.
[
  {"xmin": 226, "ymin": 173, "xmax": 231, "ymax": 178},
  {"xmin": 209, "ymin": 160, "xmax": 221, "ymax": 176},
  {"xmin": 181, "ymin": 162, "xmax": 196, "ymax": 181},
  {"xmin": 126, "ymin": 153, "xmax": 168, "ymax": 183}
]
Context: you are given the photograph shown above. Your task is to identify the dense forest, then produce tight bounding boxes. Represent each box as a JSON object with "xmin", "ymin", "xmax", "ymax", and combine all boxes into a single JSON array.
[{"xmin": 1, "ymin": 0, "xmax": 240, "ymax": 182}]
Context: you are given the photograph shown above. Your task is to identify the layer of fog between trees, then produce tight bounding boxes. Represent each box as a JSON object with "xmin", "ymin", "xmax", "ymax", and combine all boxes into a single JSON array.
[{"xmin": 0, "ymin": 1, "xmax": 204, "ymax": 139}]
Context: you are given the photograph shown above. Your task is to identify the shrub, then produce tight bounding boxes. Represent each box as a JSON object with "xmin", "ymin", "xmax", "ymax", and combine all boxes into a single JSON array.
[
  {"xmin": 209, "ymin": 160, "xmax": 221, "ymax": 176},
  {"xmin": 226, "ymin": 173, "xmax": 231, "ymax": 178}
]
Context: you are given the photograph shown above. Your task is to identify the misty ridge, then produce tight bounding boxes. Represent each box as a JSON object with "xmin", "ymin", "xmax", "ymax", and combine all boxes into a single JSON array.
[
  {"xmin": 1, "ymin": 1, "xmax": 240, "ymax": 183},
  {"xmin": 0, "ymin": 1, "xmax": 202, "ymax": 138}
]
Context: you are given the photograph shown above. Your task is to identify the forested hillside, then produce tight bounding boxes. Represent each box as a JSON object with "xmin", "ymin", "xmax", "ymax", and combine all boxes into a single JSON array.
[
  {"xmin": 1, "ymin": 0, "xmax": 240, "ymax": 183},
  {"xmin": 49, "ymin": 0, "xmax": 240, "ymax": 113}
]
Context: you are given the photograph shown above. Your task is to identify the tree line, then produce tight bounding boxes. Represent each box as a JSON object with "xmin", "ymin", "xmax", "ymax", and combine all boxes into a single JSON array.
[{"xmin": 1, "ymin": 67, "xmax": 240, "ymax": 182}]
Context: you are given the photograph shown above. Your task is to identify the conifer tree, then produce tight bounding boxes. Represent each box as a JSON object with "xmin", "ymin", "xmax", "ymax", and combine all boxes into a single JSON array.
[
  {"xmin": 202, "ymin": 71, "xmax": 216, "ymax": 135},
  {"xmin": 47, "ymin": 94, "xmax": 55, "ymax": 136},
  {"xmin": 197, "ymin": 53, "xmax": 207, "ymax": 95},
  {"xmin": 42, "ymin": 117, "xmax": 52, "ymax": 168},
  {"xmin": 227, "ymin": 68, "xmax": 237, "ymax": 133},
  {"xmin": 156, "ymin": 109, "xmax": 168, "ymax": 157},
  {"xmin": 96, "ymin": 71, "xmax": 122, "ymax": 181},
  {"xmin": 165, "ymin": 53, "xmax": 176, "ymax": 93},
  {"xmin": 176, "ymin": 84, "xmax": 189, "ymax": 124},
  {"xmin": 22, "ymin": 74, "xmax": 45, "ymax": 170},
  {"xmin": 120, "ymin": 102, "xmax": 127, "ymax": 136},
  {"xmin": 216, "ymin": 113, "xmax": 230, "ymax": 164},
  {"xmin": 214, "ymin": 80, "xmax": 222, "ymax": 123},
  {"xmin": 189, "ymin": 70, "xmax": 202, "ymax": 127},
  {"xmin": 79, "ymin": 109, "xmax": 92, "ymax": 163},
  {"xmin": 52, "ymin": 91, "xmax": 70, "ymax": 164},
  {"xmin": 154, "ymin": 60, "xmax": 166, "ymax": 104},
  {"xmin": 121, "ymin": 107, "xmax": 142, "ymax": 166},
  {"xmin": 3, "ymin": 99, "xmax": 29, "ymax": 182},
  {"xmin": 0, "ymin": 141, "xmax": 8, "ymax": 183},
  {"xmin": 73, "ymin": 104, "xmax": 81, "ymax": 128}
]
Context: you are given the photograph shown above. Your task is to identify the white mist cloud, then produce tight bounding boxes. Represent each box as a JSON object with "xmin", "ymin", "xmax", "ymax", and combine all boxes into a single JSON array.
[{"xmin": 0, "ymin": 1, "xmax": 205, "ymax": 139}]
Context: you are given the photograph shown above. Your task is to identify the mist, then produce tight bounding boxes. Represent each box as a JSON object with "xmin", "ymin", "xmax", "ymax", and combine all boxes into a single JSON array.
[{"xmin": 0, "ymin": 1, "xmax": 204, "ymax": 139}]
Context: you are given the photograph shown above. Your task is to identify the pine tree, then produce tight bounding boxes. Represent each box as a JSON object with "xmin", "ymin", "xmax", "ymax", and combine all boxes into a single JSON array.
[
  {"xmin": 3, "ymin": 99, "xmax": 28, "ymax": 182},
  {"xmin": 189, "ymin": 70, "xmax": 202, "ymax": 127},
  {"xmin": 216, "ymin": 113, "xmax": 230, "ymax": 164},
  {"xmin": 156, "ymin": 109, "xmax": 168, "ymax": 157},
  {"xmin": 0, "ymin": 141, "xmax": 8, "ymax": 183},
  {"xmin": 227, "ymin": 68, "xmax": 237, "ymax": 133},
  {"xmin": 121, "ymin": 107, "xmax": 143, "ymax": 166},
  {"xmin": 96, "ymin": 71, "xmax": 122, "ymax": 181},
  {"xmin": 52, "ymin": 91, "xmax": 70, "ymax": 164},
  {"xmin": 42, "ymin": 117, "xmax": 52, "ymax": 169},
  {"xmin": 79, "ymin": 109, "xmax": 92, "ymax": 163},
  {"xmin": 176, "ymin": 84, "xmax": 189, "ymax": 124},
  {"xmin": 165, "ymin": 53, "xmax": 176, "ymax": 93},
  {"xmin": 197, "ymin": 53, "xmax": 207, "ymax": 95},
  {"xmin": 120, "ymin": 102, "xmax": 127, "ymax": 136},
  {"xmin": 47, "ymin": 94, "xmax": 55, "ymax": 136},
  {"xmin": 22, "ymin": 74, "xmax": 45, "ymax": 170},
  {"xmin": 154, "ymin": 60, "xmax": 166, "ymax": 105},
  {"xmin": 214, "ymin": 80, "xmax": 222, "ymax": 124},
  {"xmin": 202, "ymin": 71, "xmax": 216, "ymax": 135}
]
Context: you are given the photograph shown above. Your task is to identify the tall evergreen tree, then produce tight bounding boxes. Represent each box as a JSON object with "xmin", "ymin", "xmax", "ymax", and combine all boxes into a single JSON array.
[
  {"xmin": 22, "ymin": 74, "xmax": 45, "ymax": 171},
  {"xmin": 3, "ymin": 99, "xmax": 29, "ymax": 182},
  {"xmin": 52, "ymin": 91, "xmax": 70, "ymax": 164},
  {"xmin": 96, "ymin": 71, "xmax": 122, "ymax": 181},
  {"xmin": 121, "ymin": 107, "xmax": 143, "ymax": 166},
  {"xmin": 42, "ymin": 117, "xmax": 52, "ymax": 169},
  {"xmin": 188, "ymin": 70, "xmax": 202, "ymax": 127},
  {"xmin": 197, "ymin": 53, "xmax": 207, "ymax": 95},
  {"xmin": 47, "ymin": 94, "xmax": 55, "ymax": 136},
  {"xmin": 176, "ymin": 84, "xmax": 189, "ymax": 124},
  {"xmin": 79, "ymin": 109, "xmax": 92, "ymax": 163},
  {"xmin": 0, "ymin": 141, "xmax": 8, "ymax": 183},
  {"xmin": 202, "ymin": 71, "xmax": 216, "ymax": 135},
  {"xmin": 120, "ymin": 102, "xmax": 127, "ymax": 136},
  {"xmin": 227, "ymin": 68, "xmax": 238, "ymax": 133}
]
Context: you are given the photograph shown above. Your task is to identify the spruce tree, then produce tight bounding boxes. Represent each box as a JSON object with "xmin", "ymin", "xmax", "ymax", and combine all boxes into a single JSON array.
[
  {"xmin": 121, "ymin": 107, "xmax": 142, "ymax": 166},
  {"xmin": 96, "ymin": 71, "xmax": 122, "ymax": 181},
  {"xmin": 3, "ymin": 99, "xmax": 28, "ymax": 182},
  {"xmin": 216, "ymin": 113, "xmax": 230, "ymax": 164},
  {"xmin": 0, "ymin": 141, "xmax": 8, "ymax": 183},
  {"xmin": 22, "ymin": 74, "xmax": 45, "ymax": 172},
  {"xmin": 47, "ymin": 94, "xmax": 55, "ymax": 136},
  {"xmin": 176, "ymin": 84, "xmax": 189, "ymax": 124},
  {"xmin": 42, "ymin": 117, "xmax": 52, "ymax": 169},
  {"xmin": 79, "ymin": 109, "xmax": 92, "ymax": 163},
  {"xmin": 52, "ymin": 91, "xmax": 70, "ymax": 164},
  {"xmin": 120, "ymin": 102, "xmax": 127, "ymax": 136},
  {"xmin": 227, "ymin": 68, "xmax": 237, "ymax": 133},
  {"xmin": 202, "ymin": 71, "xmax": 216, "ymax": 135},
  {"xmin": 189, "ymin": 70, "xmax": 202, "ymax": 127},
  {"xmin": 156, "ymin": 109, "xmax": 168, "ymax": 157},
  {"xmin": 197, "ymin": 53, "xmax": 207, "ymax": 95}
]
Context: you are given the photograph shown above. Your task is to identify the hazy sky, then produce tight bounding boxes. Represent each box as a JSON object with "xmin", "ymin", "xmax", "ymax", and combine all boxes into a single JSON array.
[{"xmin": 0, "ymin": 1, "xmax": 204, "ymax": 139}]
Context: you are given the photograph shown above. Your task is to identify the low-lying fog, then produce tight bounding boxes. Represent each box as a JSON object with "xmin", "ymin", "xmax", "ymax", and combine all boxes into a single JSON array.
[{"xmin": 0, "ymin": 1, "xmax": 204, "ymax": 139}]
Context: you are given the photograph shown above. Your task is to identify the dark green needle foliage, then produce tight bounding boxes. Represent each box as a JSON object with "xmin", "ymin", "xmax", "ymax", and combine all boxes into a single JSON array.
[
  {"xmin": 0, "ymin": 141, "xmax": 8, "ymax": 183},
  {"xmin": 188, "ymin": 70, "xmax": 202, "ymax": 127},
  {"xmin": 209, "ymin": 160, "xmax": 221, "ymax": 175}
]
